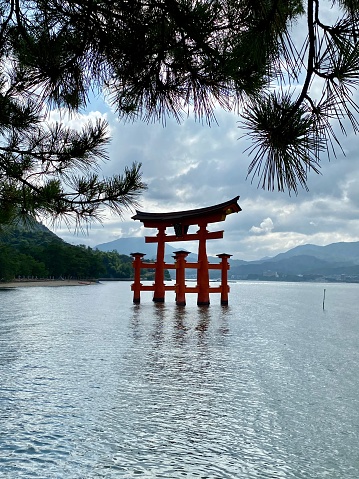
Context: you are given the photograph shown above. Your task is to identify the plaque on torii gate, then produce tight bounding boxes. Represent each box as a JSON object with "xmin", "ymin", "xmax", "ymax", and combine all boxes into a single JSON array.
[{"xmin": 131, "ymin": 196, "xmax": 241, "ymax": 306}]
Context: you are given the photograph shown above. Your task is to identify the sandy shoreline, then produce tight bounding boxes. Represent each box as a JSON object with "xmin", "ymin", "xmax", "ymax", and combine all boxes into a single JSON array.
[{"xmin": 0, "ymin": 280, "xmax": 99, "ymax": 288}]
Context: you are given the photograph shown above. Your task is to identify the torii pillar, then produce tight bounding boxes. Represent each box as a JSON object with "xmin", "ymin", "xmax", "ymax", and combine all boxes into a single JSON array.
[
  {"xmin": 197, "ymin": 222, "xmax": 210, "ymax": 305},
  {"xmin": 153, "ymin": 225, "xmax": 166, "ymax": 302},
  {"xmin": 217, "ymin": 253, "xmax": 232, "ymax": 305}
]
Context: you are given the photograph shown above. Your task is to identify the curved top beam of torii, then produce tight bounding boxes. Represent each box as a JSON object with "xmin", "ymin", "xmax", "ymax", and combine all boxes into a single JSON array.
[{"xmin": 132, "ymin": 196, "xmax": 241, "ymax": 231}]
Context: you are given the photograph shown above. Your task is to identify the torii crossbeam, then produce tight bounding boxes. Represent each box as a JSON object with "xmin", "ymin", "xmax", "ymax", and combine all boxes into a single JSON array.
[{"xmin": 131, "ymin": 196, "xmax": 241, "ymax": 306}]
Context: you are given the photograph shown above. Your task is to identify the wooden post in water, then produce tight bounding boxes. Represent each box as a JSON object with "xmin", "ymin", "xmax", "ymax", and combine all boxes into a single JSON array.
[
  {"xmin": 153, "ymin": 226, "xmax": 166, "ymax": 302},
  {"xmin": 174, "ymin": 250, "xmax": 189, "ymax": 306},
  {"xmin": 323, "ymin": 288, "xmax": 326, "ymax": 310},
  {"xmin": 196, "ymin": 222, "xmax": 210, "ymax": 306},
  {"xmin": 131, "ymin": 253, "xmax": 145, "ymax": 304},
  {"xmin": 217, "ymin": 253, "xmax": 232, "ymax": 306}
]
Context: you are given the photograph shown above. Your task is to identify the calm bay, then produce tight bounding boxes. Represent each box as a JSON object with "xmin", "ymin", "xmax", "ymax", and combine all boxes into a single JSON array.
[{"xmin": 0, "ymin": 281, "xmax": 358, "ymax": 478}]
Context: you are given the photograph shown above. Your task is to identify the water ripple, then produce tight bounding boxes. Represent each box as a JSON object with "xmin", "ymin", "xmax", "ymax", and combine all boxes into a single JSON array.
[{"xmin": 1, "ymin": 282, "xmax": 359, "ymax": 478}]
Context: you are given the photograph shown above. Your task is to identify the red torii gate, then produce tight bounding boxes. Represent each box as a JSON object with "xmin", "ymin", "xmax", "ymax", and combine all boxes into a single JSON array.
[{"xmin": 130, "ymin": 196, "xmax": 241, "ymax": 306}]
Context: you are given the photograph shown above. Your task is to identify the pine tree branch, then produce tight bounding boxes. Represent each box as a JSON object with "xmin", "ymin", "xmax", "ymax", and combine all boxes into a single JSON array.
[{"xmin": 291, "ymin": 0, "xmax": 316, "ymax": 115}]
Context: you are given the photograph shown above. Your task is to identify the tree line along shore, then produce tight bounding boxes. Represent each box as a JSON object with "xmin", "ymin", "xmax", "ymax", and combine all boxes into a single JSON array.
[{"xmin": 0, "ymin": 225, "xmax": 170, "ymax": 284}]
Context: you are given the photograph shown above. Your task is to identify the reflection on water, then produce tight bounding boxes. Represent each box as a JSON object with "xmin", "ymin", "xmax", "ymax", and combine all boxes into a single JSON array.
[
  {"xmin": 121, "ymin": 301, "xmax": 242, "ymax": 478},
  {"xmin": 1, "ymin": 281, "xmax": 359, "ymax": 478}
]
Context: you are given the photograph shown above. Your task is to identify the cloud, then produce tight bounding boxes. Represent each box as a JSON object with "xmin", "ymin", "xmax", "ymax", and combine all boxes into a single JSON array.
[{"xmin": 250, "ymin": 218, "xmax": 274, "ymax": 235}]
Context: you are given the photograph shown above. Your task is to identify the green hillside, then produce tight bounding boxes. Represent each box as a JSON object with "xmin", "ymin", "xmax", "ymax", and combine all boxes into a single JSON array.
[{"xmin": 0, "ymin": 225, "xmax": 168, "ymax": 282}]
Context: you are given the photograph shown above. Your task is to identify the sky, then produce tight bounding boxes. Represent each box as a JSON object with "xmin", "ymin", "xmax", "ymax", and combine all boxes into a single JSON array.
[{"xmin": 47, "ymin": 6, "xmax": 359, "ymax": 261}]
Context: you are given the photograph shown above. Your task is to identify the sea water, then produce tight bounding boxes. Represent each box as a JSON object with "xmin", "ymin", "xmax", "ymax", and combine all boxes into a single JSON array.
[{"xmin": 0, "ymin": 281, "xmax": 358, "ymax": 478}]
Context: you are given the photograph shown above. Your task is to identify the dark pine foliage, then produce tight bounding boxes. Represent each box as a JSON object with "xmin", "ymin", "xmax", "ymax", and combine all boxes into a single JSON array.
[{"xmin": 1, "ymin": 0, "xmax": 359, "ymax": 218}]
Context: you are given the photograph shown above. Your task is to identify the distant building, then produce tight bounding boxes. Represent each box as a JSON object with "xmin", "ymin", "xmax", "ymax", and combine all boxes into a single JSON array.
[{"xmin": 263, "ymin": 270, "xmax": 279, "ymax": 278}]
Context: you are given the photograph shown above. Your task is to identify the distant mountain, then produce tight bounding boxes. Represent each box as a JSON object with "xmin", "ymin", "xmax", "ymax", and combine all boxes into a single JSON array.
[
  {"xmin": 1, "ymin": 219, "xmax": 60, "ymax": 239},
  {"xmin": 95, "ymin": 237, "xmax": 359, "ymax": 282},
  {"xmin": 231, "ymin": 254, "xmax": 332, "ymax": 275},
  {"xmin": 228, "ymin": 241, "xmax": 359, "ymax": 280},
  {"xmin": 96, "ymin": 237, "xmax": 159, "ymax": 258},
  {"xmin": 95, "ymin": 237, "xmax": 197, "ymax": 262},
  {"xmin": 266, "ymin": 241, "xmax": 359, "ymax": 264}
]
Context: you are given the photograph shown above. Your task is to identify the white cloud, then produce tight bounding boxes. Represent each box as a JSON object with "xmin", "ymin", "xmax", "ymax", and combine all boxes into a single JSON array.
[
  {"xmin": 48, "ymin": 108, "xmax": 110, "ymax": 131},
  {"xmin": 250, "ymin": 217, "xmax": 274, "ymax": 235}
]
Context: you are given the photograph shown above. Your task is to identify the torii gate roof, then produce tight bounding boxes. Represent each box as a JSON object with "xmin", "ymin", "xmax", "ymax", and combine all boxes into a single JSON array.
[{"xmin": 132, "ymin": 196, "xmax": 241, "ymax": 228}]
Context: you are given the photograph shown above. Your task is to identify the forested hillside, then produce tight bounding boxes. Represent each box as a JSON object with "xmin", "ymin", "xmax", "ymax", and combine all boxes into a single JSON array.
[{"xmin": 0, "ymin": 226, "xmax": 163, "ymax": 282}]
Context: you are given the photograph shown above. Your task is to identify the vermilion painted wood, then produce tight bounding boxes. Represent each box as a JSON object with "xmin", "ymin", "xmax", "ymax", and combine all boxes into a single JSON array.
[{"xmin": 131, "ymin": 197, "xmax": 241, "ymax": 305}]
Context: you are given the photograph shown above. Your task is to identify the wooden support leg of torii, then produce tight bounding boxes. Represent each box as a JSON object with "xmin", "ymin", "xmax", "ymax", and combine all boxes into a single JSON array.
[
  {"xmin": 131, "ymin": 252, "xmax": 145, "ymax": 303},
  {"xmin": 197, "ymin": 223, "xmax": 210, "ymax": 306},
  {"xmin": 153, "ymin": 226, "xmax": 166, "ymax": 302},
  {"xmin": 217, "ymin": 253, "xmax": 232, "ymax": 306},
  {"xmin": 174, "ymin": 250, "xmax": 189, "ymax": 306}
]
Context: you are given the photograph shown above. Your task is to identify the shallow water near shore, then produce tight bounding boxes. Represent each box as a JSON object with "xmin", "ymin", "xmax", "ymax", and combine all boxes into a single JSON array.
[{"xmin": 0, "ymin": 281, "xmax": 358, "ymax": 478}]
